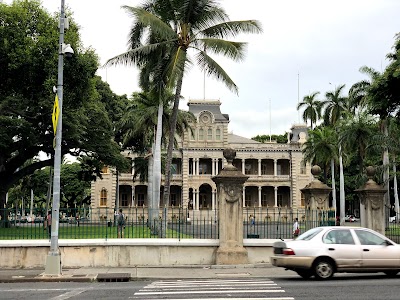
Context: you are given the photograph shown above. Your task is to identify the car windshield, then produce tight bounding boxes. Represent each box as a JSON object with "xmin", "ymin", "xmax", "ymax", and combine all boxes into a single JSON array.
[{"xmin": 296, "ymin": 227, "xmax": 323, "ymax": 241}]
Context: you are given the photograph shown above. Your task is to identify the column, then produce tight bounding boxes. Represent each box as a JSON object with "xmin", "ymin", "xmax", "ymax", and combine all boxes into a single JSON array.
[
  {"xmin": 258, "ymin": 159, "xmax": 261, "ymax": 176},
  {"xmin": 274, "ymin": 159, "xmax": 277, "ymax": 176},
  {"xmin": 216, "ymin": 159, "xmax": 219, "ymax": 175},
  {"xmin": 258, "ymin": 186, "xmax": 262, "ymax": 207},
  {"xmin": 195, "ymin": 190, "xmax": 199, "ymax": 210},
  {"xmin": 243, "ymin": 186, "xmax": 246, "ymax": 208},
  {"xmin": 212, "ymin": 158, "xmax": 216, "ymax": 176},
  {"xmin": 196, "ymin": 158, "xmax": 200, "ymax": 176},
  {"xmin": 212, "ymin": 190, "xmax": 215, "ymax": 210},
  {"xmin": 131, "ymin": 186, "xmax": 135, "ymax": 207},
  {"xmin": 242, "ymin": 159, "xmax": 245, "ymax": 174},
  {"xmin": 274, "ymin": 186, "xmax": 278, "ymax": 207}
]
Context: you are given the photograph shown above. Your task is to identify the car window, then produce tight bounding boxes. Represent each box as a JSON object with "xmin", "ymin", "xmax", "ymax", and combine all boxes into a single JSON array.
[
  {"xmin": 355, "ymin": 230, "xmax": 386, "ymax": 245},
  {"xmin": 323, "ymin": 229, "xmax": 354, "ymax": 244},
  {"xmin": 296, "ymin": 227, "xmax": 323, "ymax": 241}
]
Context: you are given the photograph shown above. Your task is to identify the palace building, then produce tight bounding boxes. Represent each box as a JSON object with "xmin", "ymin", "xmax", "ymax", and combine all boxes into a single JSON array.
[{"xmin": 90, "ymin": 100, "xmax": 311, "ymax": 217}]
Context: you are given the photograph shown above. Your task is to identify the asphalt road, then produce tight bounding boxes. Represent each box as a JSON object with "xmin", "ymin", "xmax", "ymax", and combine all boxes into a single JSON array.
[{"xmin": 0, "ymin": 273, "xmax": 399, "ymax": 300}]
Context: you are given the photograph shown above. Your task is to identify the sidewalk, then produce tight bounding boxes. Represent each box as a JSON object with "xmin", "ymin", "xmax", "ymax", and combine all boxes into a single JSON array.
[{"xmin": 0, "ymin": 264, "xmax": 294, "ymax": 283}]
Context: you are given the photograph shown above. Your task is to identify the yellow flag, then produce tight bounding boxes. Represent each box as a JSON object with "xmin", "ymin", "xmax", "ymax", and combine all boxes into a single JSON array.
[{"xmin": 52, "ymin": 94, "xmax": 59, "ymax": 135}]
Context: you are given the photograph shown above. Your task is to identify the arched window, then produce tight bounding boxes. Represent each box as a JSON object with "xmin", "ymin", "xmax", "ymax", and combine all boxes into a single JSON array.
[
  {"xmin": 216, "ymin": 128, "xmax": 221, "ymax": 140},
  {"xmin": 100, "ymin": 188, "xmax": 107, "ymax": 207},
  {"xmin": 207, "ymin": 128, "xmax": 213, "ymax": 140},
  {"xmin": 199, "ymin": 128, "xmax": 204, "ymax": 140}
]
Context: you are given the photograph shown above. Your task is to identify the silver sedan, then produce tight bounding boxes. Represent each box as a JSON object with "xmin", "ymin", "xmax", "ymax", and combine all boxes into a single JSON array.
[{"xmin": 270, "ymin": 226, "xmax": 400, "ymax": 280}]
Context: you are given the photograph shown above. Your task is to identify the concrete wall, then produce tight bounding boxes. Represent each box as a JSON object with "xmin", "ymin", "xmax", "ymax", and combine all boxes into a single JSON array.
[{"xmin": 0, "ymin": 239, "xmax": 276, "ymax": 268}]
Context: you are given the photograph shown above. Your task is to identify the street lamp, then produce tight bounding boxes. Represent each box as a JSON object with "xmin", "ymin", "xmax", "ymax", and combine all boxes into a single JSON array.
[{"xmin": 44, "ymin": 0, "xmax": 73, "ymax": 276}]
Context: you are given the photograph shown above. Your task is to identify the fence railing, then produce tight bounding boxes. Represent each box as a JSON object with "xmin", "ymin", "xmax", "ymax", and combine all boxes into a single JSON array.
[
  {"xmin": 0, "ymin": 207, "xmax": 336, "ymax": 240},
  {"xmin": 385, "ymin": 205, "xmax": 400, "ymax": 243}
]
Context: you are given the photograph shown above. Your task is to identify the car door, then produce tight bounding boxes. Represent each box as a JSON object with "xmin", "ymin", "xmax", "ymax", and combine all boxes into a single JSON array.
[
  {"xmin": 354, "ymin": 229, "xmax": 400, "ymax": 268},
  {"xmin": 322, "ymin": 229, "xmax": 362, "ymax": 268}
]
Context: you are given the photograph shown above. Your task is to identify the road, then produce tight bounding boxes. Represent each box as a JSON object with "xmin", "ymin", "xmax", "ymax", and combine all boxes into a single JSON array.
[{"xmin": 1, "ymin": 274, "xmax": 400, "ymax": 299}]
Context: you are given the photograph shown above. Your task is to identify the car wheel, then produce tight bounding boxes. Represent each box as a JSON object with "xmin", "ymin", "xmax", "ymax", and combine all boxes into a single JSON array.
[
  {"xmin": 384, "ymin": 271, "xmax": 399, "ymax": 277},
  {"xmin": 313, "ymin": 259, "xmax": 334, "ymax": 280},
  {"xmin": 296, "ymin": 269, "xmax": 313, "ymax": 279}
]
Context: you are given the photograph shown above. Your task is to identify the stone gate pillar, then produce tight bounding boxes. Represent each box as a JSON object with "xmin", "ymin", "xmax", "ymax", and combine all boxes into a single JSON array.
[
  {"xmin": 355, "ymin": 166, "xmax": 386, "ymax": 235},
  {"xmin": 300, "ymin": 165, "xmax": 332, "ymax": 230},
  {"xmin": 212, "ymin": 148, "xmax": 249, "ymax": 265}
]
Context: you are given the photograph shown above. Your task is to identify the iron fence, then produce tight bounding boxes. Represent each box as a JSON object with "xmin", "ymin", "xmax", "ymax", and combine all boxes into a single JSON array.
[
  {"xmin": 385, "ymin": 205, "xmax": 400, "ymax": 243},
  {"xmin": 0, "ymin": 207, "xmax": 336, "ymax": 240}
]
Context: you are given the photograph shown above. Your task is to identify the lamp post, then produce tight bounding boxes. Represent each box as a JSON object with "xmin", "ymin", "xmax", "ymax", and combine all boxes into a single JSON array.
[{"xmin": 45, "ymin": 0, "xmax": 69, "ymax": 275}]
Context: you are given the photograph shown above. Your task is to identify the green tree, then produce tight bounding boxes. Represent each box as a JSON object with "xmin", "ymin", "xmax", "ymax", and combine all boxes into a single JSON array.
[
  {"xmin": 105, "ymin": 0, "xmax": 262, "ymax": 221},
  {"xmin": 297, "ymin": 92, "xmax": 322, "ymax": 129},
  {"xmin": 0, "ymin": 1, "xmax": 129, "ymax": 213}
]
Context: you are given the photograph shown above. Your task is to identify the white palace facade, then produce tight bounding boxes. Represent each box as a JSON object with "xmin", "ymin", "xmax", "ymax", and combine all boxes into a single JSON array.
[{"xmin": 90, "ymin": 100, "xmax": 311, "ymax": 216}]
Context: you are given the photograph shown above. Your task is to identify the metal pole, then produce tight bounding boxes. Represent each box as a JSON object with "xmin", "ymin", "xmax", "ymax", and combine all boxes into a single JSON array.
[{"xmin": 45, "ymin": 0, "xmax": 65, "ymax": 275}]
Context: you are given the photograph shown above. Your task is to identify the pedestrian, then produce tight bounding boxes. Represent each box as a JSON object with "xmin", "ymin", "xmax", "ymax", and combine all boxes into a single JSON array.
[
  {"xmin": 47, "ymin": 211, "xmax": 52, "ymax": 239},
  {"xmin": 250, "ymin": 215, "xmax": 255, "ymax": 226},
  {"xmin": 117, "ymin": 208, "xmax": 125, "ymax": 238},
  {"xmin": 293, "ymin": 217, "xmax": 300, "ymax": 238}
]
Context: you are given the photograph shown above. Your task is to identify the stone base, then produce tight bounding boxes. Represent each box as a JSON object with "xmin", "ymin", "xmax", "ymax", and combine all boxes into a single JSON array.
[
  {"xmin": 44, "ymin": 253, "xmax": 62, "ymax": 275},
  {"xmin": 215, "ymin": 246, "xmax": 249, "ymax": 265}
]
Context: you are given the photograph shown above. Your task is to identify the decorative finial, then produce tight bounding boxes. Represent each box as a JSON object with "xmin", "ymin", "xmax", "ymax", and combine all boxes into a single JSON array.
[
  {"xmin": 311, "ymin": 165, "xmax": 321, "ymax": 179},
  {"xmin": 365, "ymin": 166, "xmax": 375, "ymax": 179},
  {"xmin": 223, "ymin": 148, "xmax": 236, "ymax": 166}
]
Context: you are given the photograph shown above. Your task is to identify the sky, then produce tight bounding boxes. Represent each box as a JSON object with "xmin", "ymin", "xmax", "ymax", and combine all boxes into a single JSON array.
[{"xmin": 6, "ymin": 0, "xmax": 400, "ymax": 138}]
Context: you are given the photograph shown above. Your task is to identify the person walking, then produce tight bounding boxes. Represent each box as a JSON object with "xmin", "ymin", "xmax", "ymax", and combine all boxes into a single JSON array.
[
  {"xmin": 117, "ymin": 209, "xmax": 125, "ymax": 238},
  {"xmin": 46, "ymin": 211, "xmax": 52, "ymax": 239},
  {"xmin": 293, "ymin": 217, "xmax": 300, "ymax": 238}
]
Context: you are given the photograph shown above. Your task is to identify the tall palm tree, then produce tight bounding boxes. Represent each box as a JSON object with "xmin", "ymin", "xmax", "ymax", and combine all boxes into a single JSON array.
[
  {"xmin": 105, "ymin": 0, "xmax": 262, "ymax": 232},
  {"xmin": 297, "ymin": 92, "xmax": 322, "ymax": 129},
  {"xmin": 302, "ymin": 127, "xmax": 338, "ymax": 181},
  {"xmin": 322, "ymin": 84, "xmax": 349, "ymax": 225}
]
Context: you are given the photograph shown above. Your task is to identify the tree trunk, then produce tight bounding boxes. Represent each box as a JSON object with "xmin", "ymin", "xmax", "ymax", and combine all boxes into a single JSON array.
[
  {"xmin": 393, "ymin": 156, "xmax": 399, "ymax": 223},
  {"xmin": 339, "ymin": 145, "xmax": 345, "ymax": 226},
  {"xmin": 382, "ymin": 119, "xmax": 390, "ymax": 226},
  {"xmin": 162, "ymin": 52, "xmax": 187, "ymax": 238},
  {"xmin": 147, "ymin": 145, "xmax": 154, "ymax": 228},
  {"xmin": 152, "ymin": 101, "xmax": 163, "ymax": 234},
  {"xmin": 331, "ymin": 159, "xmax": 337, "ymax": 216}
]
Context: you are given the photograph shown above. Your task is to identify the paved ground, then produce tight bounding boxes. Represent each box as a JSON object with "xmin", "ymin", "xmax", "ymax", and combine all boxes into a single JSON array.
[{"xmin": 0, "ymin": 263, "xmax": 296, "ymax": 283}]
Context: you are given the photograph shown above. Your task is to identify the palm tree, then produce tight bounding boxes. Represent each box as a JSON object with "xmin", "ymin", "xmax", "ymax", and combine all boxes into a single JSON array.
[
  {"xmin": 302, "ymin": 127, "xmax": 338, "ymax": 181},
  {"xmin": 322, "ymin": 84, "xmax": 349, "ymax": 225},
  {"xmin": 105, "ymin": 0, "xmax": 262, "ymax": 232},
  {"xmin": 297, "ymin": 92, "xmax": 322, "ymax": 129},
  {"xmin": 118, "ymin": 90, "xmax": 194, "ymax": 233}
]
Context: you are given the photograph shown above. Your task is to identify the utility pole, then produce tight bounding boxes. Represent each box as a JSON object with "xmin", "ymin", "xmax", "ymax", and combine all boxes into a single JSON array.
[{"xmin": 45, "ymin": 0, "xmax": 72, "ymax": 275}]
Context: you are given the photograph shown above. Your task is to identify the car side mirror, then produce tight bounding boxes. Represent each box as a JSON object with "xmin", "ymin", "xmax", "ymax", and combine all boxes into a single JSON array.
[{"xmin": 385, "ymin": 240, "xmax": 393, "ymax": 246}]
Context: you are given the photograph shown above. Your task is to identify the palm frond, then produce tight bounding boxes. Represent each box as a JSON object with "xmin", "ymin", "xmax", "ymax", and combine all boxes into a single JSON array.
[
  {"xmin": 198, "ymin": 38, "xmax": 247, "ymax": 62},
  {"xmin": 194, "ymin": 49, "xmax": 238, "ymax": 94},
  {"xmin": 202, "ymin": 20, "xmax": 263, "ymax": 39}
]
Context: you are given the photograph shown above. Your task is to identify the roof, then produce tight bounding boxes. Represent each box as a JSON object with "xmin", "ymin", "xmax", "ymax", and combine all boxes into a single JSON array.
[
  {"xmin": 187, "ymin": 100, "xmax": 229, "ymax": 122},
  {"xmin": 228, "ymin": 133, "xmax": 260, "ymax": 144}
]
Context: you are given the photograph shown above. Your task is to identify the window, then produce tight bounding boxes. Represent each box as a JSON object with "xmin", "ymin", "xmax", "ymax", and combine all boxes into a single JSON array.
[
  {"xmin": 277, "ymin": 194, "xmax": 283, "ymax": 207},
  {"xmin": 100, "ymin": 188, "xmax": 107, "ymax": 206},
  {"xmin": 300, "ymin": 160, "xmax": 306, "ymax": 174},
  {"xmin": 199, "ymin": 128, "xmax": 204, "ymax": 140},
  {"xmin": 170, "ymin": 194, "xmax": 177, "ymax": 206},
  {"xmin": 245, "ymin": 194, "xmax": 251, "ymax": 207},
  {"xmin": 323, "ymin": 229, "xmax": 354, "ymax": 244},
  {"xmin": 300, "ymin": 193, "xmax": 305, "ymax": 207},
  {"xmin": 137, "ymin": 194, "xmax": 145, "ymax": 207},
  {"xmin": 261, "ymin": 163, "xmax": 268, "ymax": 175},
  {"xmin": 245, "ymin": 163, "xmax": 252, "ymax": 175},
  {"xmin": 355, "ymin": 230, "xmax": 387, "ymax": 245},
  {"xmin": 199, "ymin": 163, "xmax": 208, "ymax": 174},
  {"xmin": 101, "ymin": 166, "xmax": 109, "ymax": 174},
  {"xmin": 121, "ymin": 193, "xmax": 128, "ymax": 207},
  {"xmin": 216, "ymin": 128, "xmax": 221, "ymax": 140},
  {"xmin": 277, "ymin": 164, "xmax": 282, "ymax": 175},
  {"xmin": 261, "ymin": 193, "xmax": 268, "ymax": 207},
  {"xmin": 207, "ymin": 128, "xmax": 212, "ymax": 140}
]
